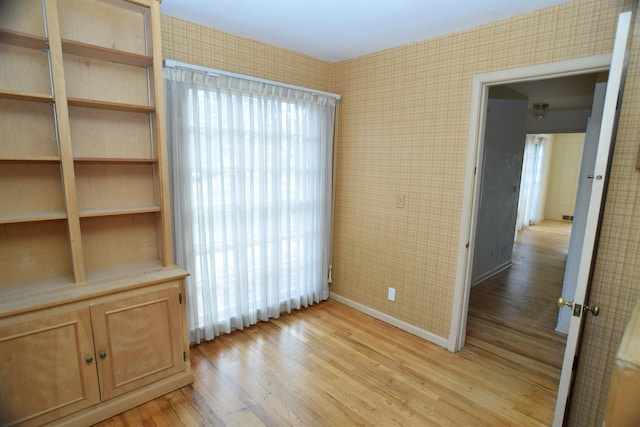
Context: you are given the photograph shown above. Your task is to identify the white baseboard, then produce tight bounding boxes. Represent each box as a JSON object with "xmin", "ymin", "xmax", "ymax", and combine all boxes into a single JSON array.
[
  {"xmin": 555, "ymin": 321, "xmax": 569, "ymax": 334},
  {"xmin": 471, "ymin": 260, "xmax": 512, "ymax": 287},
  {"xmin": 329, "ymin": 293, "xmax": 449, "ymax": 349}
]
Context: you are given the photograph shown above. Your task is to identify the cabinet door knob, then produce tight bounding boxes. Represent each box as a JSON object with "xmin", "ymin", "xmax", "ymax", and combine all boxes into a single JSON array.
[
  {"xmin": 85, "ymin": 356, "xmax": 94, "ymax": 363},
  {"xmin": 99, "ymin": 351, "xmax": 107, "ymax": 358}
]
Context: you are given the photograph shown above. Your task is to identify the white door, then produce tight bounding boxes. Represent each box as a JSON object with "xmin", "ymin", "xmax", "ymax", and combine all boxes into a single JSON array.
[
  {"xmin": 471, "ymin": 98, "xmax": 528, "ymax": 285},
  {"xmin": 555, "ymin": 81, "xmax": 606, "ymax": 335},
  {"xmin": 552, "ymin": 11, "xmax": 631, "ymax": 426}
]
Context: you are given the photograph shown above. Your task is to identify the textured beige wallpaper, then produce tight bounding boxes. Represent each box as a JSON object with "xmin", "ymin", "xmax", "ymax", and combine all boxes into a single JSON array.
[
  {"xmin": 330, "ymin": 1, "xmax": 636, "ymax": 425},
  {"xmin": 331, "ymin": 0, "xmax": 626, "ymax": 339},
  {"xmin": 160, "ymin": 1, "xmax": 640, "ymax": 424},
  {"xmin": 161, "ymin": 15, "xmax": 335, "ymax": 94}
]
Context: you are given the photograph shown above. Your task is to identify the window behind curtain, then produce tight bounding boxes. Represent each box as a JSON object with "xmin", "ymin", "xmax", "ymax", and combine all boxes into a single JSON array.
[{"xmin": 164, "ymin": 67, "xmax": 336, "ymax": 344}]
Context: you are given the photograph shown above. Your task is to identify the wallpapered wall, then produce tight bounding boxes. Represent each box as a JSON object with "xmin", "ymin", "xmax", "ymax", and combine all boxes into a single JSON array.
[
  {"xmin": 332, "ymin": 0, "xmax": 627, "ymax": 338},
  {"xmin": 161, "ymin": 15, "xmax": 335, "ymax": 94},
  {"xmin": 161, "ymin": 0, "xmax": 640, "ymax": 423}
]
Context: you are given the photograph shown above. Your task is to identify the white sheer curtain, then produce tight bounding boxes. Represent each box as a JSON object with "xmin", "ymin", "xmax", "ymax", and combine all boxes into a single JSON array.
[
  {"xmin": 164, "ymin": 66, "xmax": 336, "ymax": 344},
  {"xmin": 516, "ymin": 134, "xmax": 548, "ymax": 233}
]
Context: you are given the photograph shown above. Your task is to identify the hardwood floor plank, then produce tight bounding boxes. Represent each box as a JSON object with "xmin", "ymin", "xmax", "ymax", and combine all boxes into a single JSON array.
[
  {"xmin": 94, "ymin": 221, "xmax": 567, "ymax": 426},
  {"xmin": 94, "ymin": 300, "xmax": 555, "ymax": 426}
]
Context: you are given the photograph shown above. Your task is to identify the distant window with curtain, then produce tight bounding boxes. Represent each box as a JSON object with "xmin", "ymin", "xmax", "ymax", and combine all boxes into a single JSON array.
[
  {"xmin": 164, "ymin": 66, "xmax": 337, "ymax": 344},
  {"xmin": 516, "ymin": 134, "xmax": 548, "ymax": 235}
]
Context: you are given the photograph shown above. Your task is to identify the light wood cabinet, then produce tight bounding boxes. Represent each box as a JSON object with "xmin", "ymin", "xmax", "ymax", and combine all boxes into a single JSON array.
[
  {"xmin": 91, "ymin": 284, "xmax": 186, "ymax": 401},
  {"xmin": 0, "ymin": 282, "xmax": 188, "ymax": 426},
  {"xmin": 0, "ymin": 0, "xmax": 193, "ymax": 425},
  {"xmin": 0, "ymin": 306, "xmax": 100, "ymax": 425}
]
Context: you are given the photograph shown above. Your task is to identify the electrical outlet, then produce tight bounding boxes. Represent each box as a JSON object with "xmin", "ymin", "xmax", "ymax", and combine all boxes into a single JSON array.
[{"xmin": 388, "ymin": 287, "xmax": 396, "ymax": 301}]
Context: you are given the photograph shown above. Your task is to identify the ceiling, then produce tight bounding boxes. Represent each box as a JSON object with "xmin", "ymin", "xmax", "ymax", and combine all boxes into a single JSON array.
[
  {"xmin": 160, "ymin": 0, "xmax": 573, "ymax": 63},
  {"xmin": 505, "ymin": 73, "xmax": 601, "ymax": 112},
  {"xmin": 160, "ymin": 0, "xmax": 599, "ymax": 113}
]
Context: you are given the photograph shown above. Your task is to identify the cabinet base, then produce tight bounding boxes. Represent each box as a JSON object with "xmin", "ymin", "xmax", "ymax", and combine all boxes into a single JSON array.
[{"xmin": 53, "ymin": 372, "xmax": 194, "ymax": 426}]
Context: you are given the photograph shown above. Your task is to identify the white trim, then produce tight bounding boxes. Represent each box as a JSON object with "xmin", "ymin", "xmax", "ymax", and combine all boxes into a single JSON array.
[
  {"xmin": 555, "ymin": 320, "xmax": 570, "ymax": 335},
  {"xmin": 330, "ymin": 293, "xmax": 449, "ymax": 349},
  {"xmin": 471, "ymin": 260, "xmax": 512, "ymax": 287},
  {"xmin": 163, "ymin": 59, "xmax": 342, "ymax": 100},
  {"xmin": 449, "ymin": 53, "xmax": 613, "ymax": 353}
]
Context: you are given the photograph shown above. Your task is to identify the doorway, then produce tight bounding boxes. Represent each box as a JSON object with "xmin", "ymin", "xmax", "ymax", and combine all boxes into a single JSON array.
[
  {"xmin": 466, "ymin": 130, "xmax": 588, "ymax": 375},
  {"xmin": 448, "ymin": 54, "xmax": 611, "ymax": 352},
  {"xmin": 452, "ymin": 14, "xmax": 631, "ymax": 426},
  {"xmin": 450, "ymin": 54, "xmax": 612, "ymax": 355},
  {"xmin": 449, "ymin": 55, "xmax": 615, "ymax": 426}
]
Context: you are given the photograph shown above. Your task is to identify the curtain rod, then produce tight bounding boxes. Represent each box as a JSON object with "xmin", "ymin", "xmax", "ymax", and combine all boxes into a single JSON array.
[{"xmin": 163, "ymin": 59, "xmax": 341, "ymax": 101}]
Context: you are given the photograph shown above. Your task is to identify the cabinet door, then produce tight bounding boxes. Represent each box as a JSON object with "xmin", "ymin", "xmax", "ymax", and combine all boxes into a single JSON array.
[
  {"xmin": 0, "ymin": 307, "xmax": 99, "ymax": 426},
  {"xmin": 90, "ymin": 283, "xmax": 185, "ymax": 401}
]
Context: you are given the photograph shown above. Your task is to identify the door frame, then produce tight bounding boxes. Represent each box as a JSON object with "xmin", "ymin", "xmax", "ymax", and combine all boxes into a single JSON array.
[{"xmin": 448, "ymin": 53, "xmax": 612, "ymax": 354}]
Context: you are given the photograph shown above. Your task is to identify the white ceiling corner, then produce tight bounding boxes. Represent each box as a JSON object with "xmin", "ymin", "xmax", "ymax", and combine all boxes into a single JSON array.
[{"xmin": 160, "ymin": 0, "xmax": 574, "ymax": 62}]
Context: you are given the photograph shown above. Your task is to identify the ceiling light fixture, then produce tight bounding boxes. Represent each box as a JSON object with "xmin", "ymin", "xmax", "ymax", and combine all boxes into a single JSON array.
[{"xmin": 532, "ymin": 103, "xmax": 549, "ymax": 120}]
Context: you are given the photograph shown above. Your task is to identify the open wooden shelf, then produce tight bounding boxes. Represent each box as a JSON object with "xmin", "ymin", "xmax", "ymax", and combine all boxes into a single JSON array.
[
  {"xmin": 79, "ymin": 206, "xmax": 161, "ymax": 218},
  {"xmin": 0, "ymin": 264, "xmax": 181, "ymax": 319},
  {"xmin": 0, "ymin": 273, "xmax": 76, "ymax": 317},
  {"xmin": 0, "ymin": 29, "xmax": 48, "ymax": 51},
  {"xmin": 74, "ymin": 157, "xmax": 157, "ymax": 163},
  {"xmin": 62, "ymin": 38, "xmax": 152, "ymax": 67},
  {"xmin": 0, "ymin": 163, "xmax": 66, "ymax": 221},
  {"xmin": 0, "ymin": 219, "xmax": 73, "ymax": 288},
  {"xmin": 0, "ymin": 211, "xmax": 67, "ymax": 225},
  {"xmin": 0, "ymin": 156, "xmax": 60, "ymax": 163},
  {"xmin": 83, "ymin": 260, "xmax": 168, "ymax": 286},
  {"xmin": 0, "ymin": 89, "xmax": 53, "ymax": 103},
  {"xmin": 67, "ymin": 97, "xmax": 154, "ymax": 113}
]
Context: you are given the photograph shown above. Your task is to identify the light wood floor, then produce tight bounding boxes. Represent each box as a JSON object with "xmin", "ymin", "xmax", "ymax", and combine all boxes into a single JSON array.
[
  {"xmin": 95, "ymin": 221, "xmax": 570, "ymax": 426},
  {"xmin": 466, "ymin": 220, "xmax": 570, "ymax": 372}
]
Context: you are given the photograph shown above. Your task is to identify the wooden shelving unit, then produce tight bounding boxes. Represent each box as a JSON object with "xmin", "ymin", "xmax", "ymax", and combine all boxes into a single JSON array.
[
  {"xmin": 0, "ymin": 89, "xmax": 53, "ymax": 103},
  {"xmin": 0, "ymin": 28, "xmax": 49, "ymax": 50},
  {"xmin": 0, "ymin": 0, "xmax": 193, "ymax": 425},
  {"xmin": 67, "ymin": 97, "xmax": 156, "ymax": 113},
  {"xmin": 61, "ymin": 38, "xmax": 153, "ymax": 67}
]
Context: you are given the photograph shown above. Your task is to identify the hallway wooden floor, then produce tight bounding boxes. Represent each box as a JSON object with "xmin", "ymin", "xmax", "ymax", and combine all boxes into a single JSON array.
[
  {"xmin": 94, "ymin": 221, "xmax": 570, "ymax": 426},
  {"xmin": 466, "ymin": 220, "xmax": 570, "ymax": 387}
]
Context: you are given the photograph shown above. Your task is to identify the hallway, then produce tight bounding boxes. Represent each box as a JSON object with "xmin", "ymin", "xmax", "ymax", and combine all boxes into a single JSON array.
[{"xmin": 465, "ymin": 220, "xmax": 570, "ymax": 391}]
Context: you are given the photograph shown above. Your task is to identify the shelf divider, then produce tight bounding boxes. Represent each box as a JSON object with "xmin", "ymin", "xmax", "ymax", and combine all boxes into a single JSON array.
[{"xmin": 44, "ymin": 0, "xmax": 86, "ymax": 284}]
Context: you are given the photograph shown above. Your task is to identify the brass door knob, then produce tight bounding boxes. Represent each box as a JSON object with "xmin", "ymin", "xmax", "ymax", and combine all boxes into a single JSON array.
[
  {"xmin": 557, "ymin": 296, "xmax": 573, "ymax": 309},
  {"xmin": 584, "ymin": 304, "xmax": 600, "ymax": 317}
]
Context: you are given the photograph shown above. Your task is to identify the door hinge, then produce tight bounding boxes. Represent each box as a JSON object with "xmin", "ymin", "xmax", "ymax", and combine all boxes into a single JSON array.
[
  {"xmin": 183, "ymin": 351, "xmax": 187, "ymax": 361},
  {"xmin": 179, "ymin": 293, "xmax": 182, "ymax": 304},
  {"xmin": 465, "ymin": 241, "xmax": 470, "ymax": 249}
]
